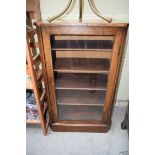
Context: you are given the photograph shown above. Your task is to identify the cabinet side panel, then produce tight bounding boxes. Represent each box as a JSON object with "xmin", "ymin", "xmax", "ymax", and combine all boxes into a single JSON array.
[
  {"xmin": 103, "ymin": 26, "xmax": 128, "ymax": 123},
  {"xmin": 107, "ymin": 27, "xmax": 128, "ymax": 123},
  {"xmin": 37, "ymin": 27, "xmax": 54, "ymax": 126},
  {"xmin": 40, "ymin": 30, "xmax": 58, "ymax": 122}
]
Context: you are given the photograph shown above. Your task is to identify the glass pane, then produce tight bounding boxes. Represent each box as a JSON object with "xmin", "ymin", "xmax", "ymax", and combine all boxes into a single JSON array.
[
  {"xmin": 50, "ymin": 35, "xmax": 113, "ymax": 121},
  {"xmin": 56, "ymin": 90, "xmax": 106, "ymax": 106},
  {"xmin": 58, "ymin": 105, "xmax": 103, "ymax": 121},
  {"xmin": 50, "ymin": 35, "xmax": 114, "ymax": 50},
  {"xmin": 54, "ymin": 58, "xmax": 110, "ymax": 73},
  {"xmin": 55, "ymin": 73, "xmax": 108, "ymax": 90}
]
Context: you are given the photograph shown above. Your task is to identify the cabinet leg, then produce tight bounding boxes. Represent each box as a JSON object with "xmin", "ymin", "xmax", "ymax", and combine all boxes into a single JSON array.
[
  {"xmin": 121, "ymin": 121, "xmax": 127, "ymax": 129},
  {"xmin": 121, "ymin": 104, "xmax": 129, "ymax": 131}
]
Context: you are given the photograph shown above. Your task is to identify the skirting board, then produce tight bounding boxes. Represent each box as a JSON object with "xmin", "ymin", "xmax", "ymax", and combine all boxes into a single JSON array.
[{"xmin": 115, "ymin": 100, "xmax": 128, "ymax": 107}]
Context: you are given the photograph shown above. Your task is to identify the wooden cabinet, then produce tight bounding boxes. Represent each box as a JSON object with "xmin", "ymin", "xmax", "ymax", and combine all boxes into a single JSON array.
[{"xmin": 36, "ymin": 21, "xmax": 128, "ymax": 132}]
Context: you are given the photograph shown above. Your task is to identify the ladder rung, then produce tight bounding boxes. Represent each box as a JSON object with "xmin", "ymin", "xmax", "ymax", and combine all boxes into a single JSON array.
[
  {"xmin": 40, "ymin": 89, "xmax": 46, "ymax": 103},
  {"xmin": 30, "ymin": 42, "xmax": 39, "ymax": 48},
  {"xmin": 43, "ymin": 103, "xmax": 48, "ymax": 115},
  {"xmin": 36, "ymin": 70, "xmax": 43, "ymax": 81},
  {"xmin": 32, "ymin": 54, "xmax": 40, "ymax": 65},
  {"xmin": 27, "ymin": 29, "xmax": 37, "ymax": 36},
  {"xmin": 27, "ymin": 11, "xmax": 35, "ymax": 19}
]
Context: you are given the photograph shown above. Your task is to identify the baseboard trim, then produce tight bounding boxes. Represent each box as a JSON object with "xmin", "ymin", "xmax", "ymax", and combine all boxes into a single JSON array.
[{"xmin": 115, "ymin": 100, "xmax": 128, "ymax": 107}]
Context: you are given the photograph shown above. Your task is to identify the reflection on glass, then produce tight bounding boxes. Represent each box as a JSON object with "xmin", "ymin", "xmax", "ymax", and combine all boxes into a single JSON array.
[{"xmin": 50, "ymin": 35, "xmax": 114, "ymax": 121}]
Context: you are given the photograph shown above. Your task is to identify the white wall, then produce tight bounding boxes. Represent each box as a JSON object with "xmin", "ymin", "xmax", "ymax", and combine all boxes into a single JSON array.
[
  {"xmin": 40, "ymin": 0, "xmax": 129, "ymax": 21},
  {"xmin": 39, "ymin": 0, "xmax": 129, "ymax": 102}
]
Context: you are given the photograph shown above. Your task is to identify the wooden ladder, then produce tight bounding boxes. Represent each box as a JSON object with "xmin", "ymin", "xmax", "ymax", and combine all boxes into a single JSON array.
[{"xmin": 26, "ymin": 10, "xmax": 49, "ymax": 135}]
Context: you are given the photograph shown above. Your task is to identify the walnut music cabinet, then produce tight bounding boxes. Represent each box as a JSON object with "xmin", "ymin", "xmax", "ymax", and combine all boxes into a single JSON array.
[{"xmin": 35, "ymin": 21, "xmax": 128, "ymax": 132}]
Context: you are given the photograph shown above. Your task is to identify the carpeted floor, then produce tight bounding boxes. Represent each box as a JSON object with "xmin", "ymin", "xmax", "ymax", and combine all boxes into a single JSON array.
[{"xmin": 26, "ymin": 106, "xmax": 128, "ymax": 155}]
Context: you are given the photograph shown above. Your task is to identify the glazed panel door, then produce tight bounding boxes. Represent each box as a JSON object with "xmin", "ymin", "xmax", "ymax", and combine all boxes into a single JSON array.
[
  {"xmin": 50, "ymin": 34, "xmax": 114, "ymax": 121},
  {"xmin": 39, "ymin": 24, "xmax": 127, "ymax": 125}
]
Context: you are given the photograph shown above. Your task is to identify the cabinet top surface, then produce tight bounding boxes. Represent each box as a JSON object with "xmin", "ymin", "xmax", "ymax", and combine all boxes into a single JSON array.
[{"xmin": 35, "ymin": 19, "xmax": 129, "ymax": 28}]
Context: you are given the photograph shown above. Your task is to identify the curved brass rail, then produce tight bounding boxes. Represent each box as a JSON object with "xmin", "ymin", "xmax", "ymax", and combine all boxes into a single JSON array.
[
  {"xmin": 79, "ymin": 0, "xmax": 83, "ymax": 22},
  {"xmin": 88, "ymin": 0, "xmax": 112, "ymax": 23},
  {"xmin": 47, "ymin": 0, "xmax": 73, "ymax": 22}
]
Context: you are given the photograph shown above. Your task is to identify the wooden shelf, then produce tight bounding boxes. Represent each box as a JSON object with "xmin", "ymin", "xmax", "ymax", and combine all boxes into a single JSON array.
[
  {"xmin": 56, "ymin": 90, "xmax": 105, "ymax": 106},
  {"xmin": 50, "ymin": 36, "xmax": 114, "ymax": 50},
  {"xmin": 55, "ymin": 50, "xmax": 112, "ymax": 59},
  {"xmin": 58, "ymin": 105, "xmax": 103, "ymax": 121},
  {"xmin": 55, "ymin": 73, "xmax": 108, "ymax": 90},
  {"xmin": 54, "ymin": 58, "xmax": 110, "ymax": 73},
  {"xmin": 52, "ymin": 48, "xmax": 112, "ymax": 51},
  {"xmin": 26, "ymin": 119, "xmax": 40, "ymax": 124},
  {"xmin": 54, "ymin": 35, "xmax": 114, "ymax": 40}
]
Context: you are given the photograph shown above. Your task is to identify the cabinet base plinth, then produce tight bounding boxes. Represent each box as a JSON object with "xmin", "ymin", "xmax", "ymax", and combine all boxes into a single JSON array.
[{"xmin": 51, "ymin": 122, "xmax": 111, "ymax": 133}]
